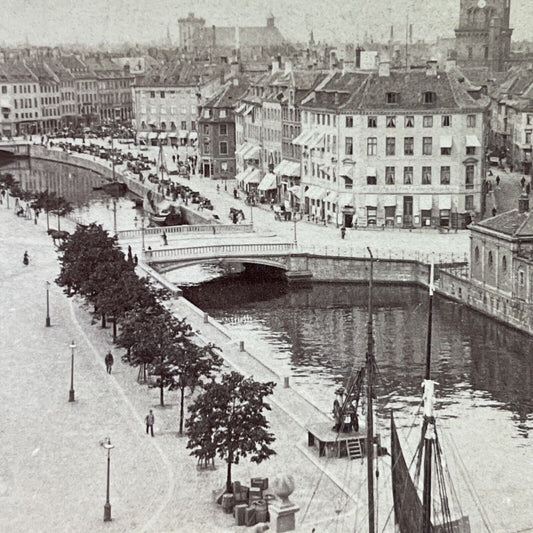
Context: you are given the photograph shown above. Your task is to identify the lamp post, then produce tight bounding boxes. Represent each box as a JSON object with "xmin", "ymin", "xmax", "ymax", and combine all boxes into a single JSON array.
[
  {"xmin": 141, "ymin": 214, "xmax": 145, "ymax": 251},
  {"xmin": 101, "ymin": 437, "xmax": 114, "ymax": 522},
  {"xmin": 68, "ymin": 340, "xmax": 76, "ymax": 402},
  {"xmin": 45, "ymin": 281, "xmax": 51, "ymax": 327}
]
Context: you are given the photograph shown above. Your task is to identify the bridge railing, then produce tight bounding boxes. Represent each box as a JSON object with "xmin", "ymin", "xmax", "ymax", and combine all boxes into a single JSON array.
[
  {"xmin": 118, "ymin": 223, "xmax": 254, "ymax": 240},
  {"xmin": 146, "ymin": 242, "xmax": 296, "ymax": 260}
]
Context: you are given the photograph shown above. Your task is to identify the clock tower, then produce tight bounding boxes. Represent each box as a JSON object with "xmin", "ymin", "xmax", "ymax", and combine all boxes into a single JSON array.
[{"xmin": 455, "ymin": 0, "xmax": 512, "ymax": 71}]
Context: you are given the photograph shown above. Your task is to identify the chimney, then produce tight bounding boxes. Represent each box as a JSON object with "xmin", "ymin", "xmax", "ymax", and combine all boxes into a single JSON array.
[
  {"xmin": 378, "ymin": 60, "xmax": 390, "ymax": 77},
  {"xmin": 445, "ymin": 57, "xmax": 457, "ymax": 72},
  {"xmin": 426, "ymin": 59, "xmax": 438, "ymax": 76},
  {"xmin": 284, "ymin": 59, "xmax": 292, "ymax": 75},
  {"xmin": 519, "ymin": 190, "xmax": 530, "ymax": 213},
  {"xmin": 219, "ymin": 69, "xmax": 225, "ymax": 85},
  {"xmin": 212, "ymin": 25, "xmax": 216, "ymax": 49},
  {"xmin": 277, "ymin": 55, "xmax": 282, "ymax": 69},
  {"xmin": 230, "ymin": 61, "xmax": 240, "ymax": 77},
  {"xmin": 271, "ymin": 58, "xmax": 279, "ymax": 74}
]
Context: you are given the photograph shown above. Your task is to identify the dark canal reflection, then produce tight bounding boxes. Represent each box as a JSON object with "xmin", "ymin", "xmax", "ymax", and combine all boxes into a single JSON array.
[{"xmin": 182, "ymin": 273, "xmax": 533, "ymax": 435}]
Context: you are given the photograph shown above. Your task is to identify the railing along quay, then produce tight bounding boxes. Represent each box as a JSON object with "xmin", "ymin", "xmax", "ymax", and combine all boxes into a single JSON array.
[{"xmin": 117, "ymin": 223, "xmax": 254, "ymax": 239}]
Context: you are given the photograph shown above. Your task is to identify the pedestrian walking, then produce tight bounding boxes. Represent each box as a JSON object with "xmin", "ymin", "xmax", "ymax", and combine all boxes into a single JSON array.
[
  {"xmin": 521, "ymin": 176, "xmax": 526, "ymax": 189},
  {"xmin": 127, "ymin": 245, "xmax": 133, "ymax": 262},
  {"xmin": 492, "ymin": 207, "xmax": 497, "ymax": 217},
  {"xmin": 133, "ymin": 254, "xmax": 138, "ymax": 266},
  {"xmin": 172, "ymin": 154, "xmax": 176, "ymax": 163},
  {"xmin": 23, "ymin": 251, "xmax": 29, "ymax": 265},
  {"xmin": 145, "ymin": 410, "xmax": 155, "ymax": 437},
  {"xmin": 495, "ymin": 175, "xmax": 500, "ymax": 187},
  {"xmin": 216, "ymin": 184, "xmax": 220, "ymax": 194},
  {"xmin": 105, "ymin": 351, "xmax": 114, "ymax": 374},
  {"xmin": 341, "ymin": 226, "xmax": 346, "ymax": 239},
  {"xmin": 162, "ymin": 231, "xmax": 168, "ymax": 246}
]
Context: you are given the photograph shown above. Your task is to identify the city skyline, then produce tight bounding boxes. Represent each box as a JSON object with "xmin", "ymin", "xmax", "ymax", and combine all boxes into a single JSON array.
[{"xmin": 0, "ymin": 0, "xmax": 531, "ymax": 48}]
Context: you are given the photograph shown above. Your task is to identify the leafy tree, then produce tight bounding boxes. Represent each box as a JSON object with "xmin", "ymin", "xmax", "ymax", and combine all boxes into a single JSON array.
[
  {"xmin": 186, "ymin": 372, "xmax": 276, "ymax": 493},
  {"xmin": 168, "ymin": 342, "xmax": 223, "ymax": 435}
]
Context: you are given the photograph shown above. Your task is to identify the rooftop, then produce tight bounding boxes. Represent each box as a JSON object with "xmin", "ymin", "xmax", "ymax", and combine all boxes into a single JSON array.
[{"xmin": 474, "ymin": 208, "xmax": 533, "ymax": 238}]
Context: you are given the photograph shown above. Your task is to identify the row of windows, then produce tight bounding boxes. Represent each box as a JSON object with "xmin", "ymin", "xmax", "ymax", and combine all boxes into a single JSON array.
[
  {"xmin": 308, "ymin": 164, "xmax": 476, "ymax": 188},
  {"xmin": 282, "ymin": 124, "xmax": 301, "ymax": 139},
  {"xmin": 142, "ymin": 105, "xmax": 197, "ymax": 115},
  {"xmin": 139, "ymin": 120, "xmax": 196, "ymax": 131},
  {"xmin": 203, "ymin": 123, "xmax": 228, "ymax": 135},
  {"xmin": 202, "ymin": 141, "xmax": 228, "ymax": 155},
  {"xmin": 282, "ymin": 107, "xmax": 301, "ymax": 122},
  {"xmin": 203, "ymin": 108, "xmax": 227, "ymax": 119},
  {"xmin": 303, "ymin": 111, "xmax": 477, "ymax": 129},
  {"xmin": 263, "ymin": 107, "xmax": 281, "ymax": 121},
  {"xmin": 13, "ymin": 98, "xmax": 38, "ymax": 110},
  {"xmin": 148, "ymin": 90, "xmax": 195, "ymax": 99},
  {"xmin": 14, "ymin": 112, "xmax": 38, "ymax": 119},
  {"xmin": 42, "ymin": 108, "xmax": 60, "ymax": 117},
  {"xmin": 40, "ymin": 96, "xmax": 60, "ymax": 105},
  {"xmin": 345, "ymin": 136, "xmax": 478, "ymax": 157}
]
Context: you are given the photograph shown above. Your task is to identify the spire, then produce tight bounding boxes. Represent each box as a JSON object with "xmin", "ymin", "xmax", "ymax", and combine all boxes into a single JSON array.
[{"xmin": 310, "ymin": 30, "xmax": 315, "ymax": 46}]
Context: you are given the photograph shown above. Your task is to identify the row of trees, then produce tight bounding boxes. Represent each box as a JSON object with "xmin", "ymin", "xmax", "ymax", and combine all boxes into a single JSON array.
[
  {"xmin": 0, "ymin": 172, "xmax": 73, "ymax": 230},
  {"xmin": 55, "ymin": 223, "xmax": 277, "ymax": 491}
]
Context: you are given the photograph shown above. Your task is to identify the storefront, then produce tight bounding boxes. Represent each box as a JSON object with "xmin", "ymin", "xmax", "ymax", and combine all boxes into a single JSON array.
[
  {"xmin": 384, "ymin": 196, "xmax": 396, "ymax": 227},
  {"xmin": 419, "ymin": 195, "xmax": 433, "ymax": 228},
  {"xmin": 258, "ymin": 172, "xmax": 277, "ymax": 202},
  {"xmin": 365, "ymin": 194, "xmax": 378, "ymax": 226},
  {"xmin": 439, "ymin": 195, "xmax": 452, "ymax": 227}
]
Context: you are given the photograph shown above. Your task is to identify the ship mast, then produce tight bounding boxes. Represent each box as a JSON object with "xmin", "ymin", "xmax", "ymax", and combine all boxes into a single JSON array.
[
  {"xmin": 366, "ymin": 247, "xmax": 375, "ymax": 533},
  {"xmin": 422, "ymin": 260, "xmax": 436, "ymax": 533}
]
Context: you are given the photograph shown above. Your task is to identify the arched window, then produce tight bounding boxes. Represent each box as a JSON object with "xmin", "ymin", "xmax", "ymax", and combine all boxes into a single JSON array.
[
  {"xmin": 474, "ymin": 246, "xmax": 480, "ymax": 263},
  {"xmin": 488, "ymin": 250, "xmax": 493, "ymax": 268},
  {"xmin": 502, "ymin": 255, "xmax": 507, "ymax": 272}
]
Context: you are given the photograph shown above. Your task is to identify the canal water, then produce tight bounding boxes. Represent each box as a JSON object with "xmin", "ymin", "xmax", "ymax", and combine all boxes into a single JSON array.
[{"xmin": 4, "ymin": 157, "xmax": 533, "ymax": 530}]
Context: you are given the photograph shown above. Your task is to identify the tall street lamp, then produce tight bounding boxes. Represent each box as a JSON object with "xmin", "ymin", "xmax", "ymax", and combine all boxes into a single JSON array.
[
  {"xmin": 45, "ymin": 281, "xmax": 51, "ymax": 327},
  {"xmin": 68, "ymin": 340, "xmax": 76, "ymax": 402},
  {"xmin": 141, "ymin": 214, "xmax": 145, "ymax": 251},
  {"xmin": 101, "ymin": 437, "xmax": 114, "ymax": 522}
]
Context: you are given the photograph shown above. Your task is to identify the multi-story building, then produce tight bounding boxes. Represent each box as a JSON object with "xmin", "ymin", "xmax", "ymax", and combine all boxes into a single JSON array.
[
  {"xmin": 470, "ymin": 192, "xmax": 533, "ymax": 303},
  {"xmin": 198, "ymin": 77, "xmax": 248, "ymax": 179},
  {"xmin": 59, "ymin": 55, "xmax": 98, "ymax": 127},
  {"xmin": 455, "ymin": 0, "xmax": 512, "ymax": 72},
  {"xmin": 26, "ymin": 61, "xmax": 61, "ymax": 134},
  {"xmin": 298, "ymin": 61, "xmax": 488, "ymax": 229},
  {"xmin": 0, "ymin": 61, "xmax": 41, "ymax": 136},
  {"xmin": 45, "ymin": 59, "xmax": 78, "ymax": 128},
  {"xmin": 488, "ymin": 67, "xmax": 533, "ymax": 174},
  {"xmin": 85, "ymin": 57, "xmax": 134, "ymax": 124},
  {"xmin": 178, "ymin": 13, "xmax": 206, "ymax": 54},
  {"xmin": 132, "ymin": 62, "xmax": 222, "ymax": 146}
]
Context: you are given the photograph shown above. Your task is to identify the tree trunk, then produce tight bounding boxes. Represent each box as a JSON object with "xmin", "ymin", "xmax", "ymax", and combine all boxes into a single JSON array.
[
  {"xmin": 101, "ymin": 313, "xmax": 106, "ymax": 328},
  {"xmin": 179, "ymin": 387, "xmax": 185, "ymax": 435},
  {"xmin": 57, "ymin": 212, "xmax": 61, "ymax": 232},
  {"xmin": 112, "ymin": 318, "xmax": 117, "ymax": 341},
  {"xmin": 226, "ymin": 455, "xmax": 233, "ymax": 494},
  {"xmin": 160, "ymin": 379, "xmax": 164, "ymax": 407},
  {"xmin": 46, "ymin": 210, "xmax": 49, "ymax": 230}
]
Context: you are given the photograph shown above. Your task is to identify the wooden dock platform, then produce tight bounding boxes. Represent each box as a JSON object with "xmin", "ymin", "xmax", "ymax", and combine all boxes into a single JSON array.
[{"xmin": 306, "ymin": 422, "xmax": 367, "ymax": 459}]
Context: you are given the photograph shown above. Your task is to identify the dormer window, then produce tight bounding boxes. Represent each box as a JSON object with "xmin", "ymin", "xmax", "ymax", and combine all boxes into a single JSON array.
[
  {"xmin": 387, "ymin": 92, "xmax": 399, "ymax": 104},
  {"xmin": 219, "ymin": 109, "xmax": 227, "ymax": 118},
  {"xmin": 424, "ymin": 91, "xmax": 437, "ymax": 104}
]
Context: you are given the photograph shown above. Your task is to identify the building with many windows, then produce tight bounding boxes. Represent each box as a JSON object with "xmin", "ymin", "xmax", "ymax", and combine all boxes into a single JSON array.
[
  {"xmin": 198, "ymin": 77, "xmax": 248, "ymax": 179},
  {"xmin": 297, "ymin": 61, "xmax": 488, "ymax": 229},
  {"xmin": 26, "ymin": 61, "xmax": 61, "ymax": 134},
  {"xmin": 132, "ymin": 62, "xmax": 222, "ymax": 146}
]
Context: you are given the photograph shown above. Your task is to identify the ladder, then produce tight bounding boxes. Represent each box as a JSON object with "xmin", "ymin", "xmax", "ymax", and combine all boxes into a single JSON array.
[{"xmin": 346, "ymin": 438, "xmax": 363, "ymax": 460}]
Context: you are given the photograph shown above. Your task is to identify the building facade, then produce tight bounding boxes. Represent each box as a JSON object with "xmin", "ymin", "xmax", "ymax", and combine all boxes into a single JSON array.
[
  {"xmin": 298, "ymin": 62, "xmax": 488, "ymax": 229},
  {"xmin": 198, "ymin": 78, "xmax": 248, "ymax": 179},
  {"xmin": 455, "ymin": 0, "xmax": 512, "ymax": 72}
]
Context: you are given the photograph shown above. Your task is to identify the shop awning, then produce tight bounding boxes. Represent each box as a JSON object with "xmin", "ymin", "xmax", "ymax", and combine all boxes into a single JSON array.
[
  {"xmin": 189, "ymin": 131, "xmax": 198, "ymax": 140},
  {"xmin": 292, "ymin": 130, "xmax": 313, "ymax": 145},
  {"xmin": 244, "ymin": 168, "xmax": 261, "ymax": 185},
  {"xmin": 305, "ymin": 186, "xmax": 323, "ymax": 200},
  {"xmin": 235, "ymin": 103, "xmax": 247, "ymax": 113},
  {"xmin": 137, "ymin": 132, "xmax": 148, "ymax": 139},
  {"xmin": 325, "ymin": 191, "xmax": 338, "ymax": 203},
  {"xmin": 440, "ymin": 135, "xmax": 453, "ymax": 148},
  {"xmin": 273, "ymin": 160, "xmax": 287, "ymax": 174},
  {"xmin": 236, "ymin": 167, "xmax": 252, "ymax": 183},
  {"xmin": 148, "ymin": 132, "xmax": 158, "ymax": 139},
  {"xmin": 365, "ymin": 194, "xmax": 378, "ymax": 207},
  {"xmin": 285, "ymin": 161, "xmax": 301, "ymax": 177},
  {"xmin": 158, "ymin": 132, "xmax": 168, "ymax": 140},
  {"xmin": 366, "ymin": 167, "xmax": 377, "ymax": 177},
  {"xmin": 420, "ymin": 195, "xmax": 433, "ymax": 210},
  {"xmin": 168, "ymin": 132, "xmax": 178, "ymax": 138},
  {"xmin": 340, "ymin": 163, "xmax": 355, "ymax": 178},
  {"xmin": 178, "ymin": 130, "xmax": 188, "ymax": 138},
  {"xmin": 308, "ymin": 132, "xmax": 325, "ymax": 149},
  {"xmin": 258, "ymin": 172, "xmax": 277, "ymax": 191},
  {"xmin": 383, "ymin": 195, "xmax": 396, "ymax": 207},
  {"xmin": 338, "ymin": 193, "xmax": 354, "ymax": 207},
  {"xmin": 288, "ymin": 185, "xmax": 301, "ymax": 197},
  {"xmin": 243, "ymin": 105, "xmax": 254, "ymax": 116},
  {"xmin": 466, "ymin": 135, "xmax": 481, "ymax": 147},
  {"xmin": 236, "ymin": 142, "xmax": 251, "ymax": 157},
  {"xmin": 243, "ymin": 144, "xmax": 260, "ymax": 160},
  {"xmin": 439, "ymin": 195, "xmax": 452, "ymax": 210}
]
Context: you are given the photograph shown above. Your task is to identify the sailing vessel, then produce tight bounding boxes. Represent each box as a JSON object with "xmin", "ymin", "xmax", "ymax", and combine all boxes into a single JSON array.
[{"xmin": 390, "ymin": 261, "xmax": 471, "ymax": 533}]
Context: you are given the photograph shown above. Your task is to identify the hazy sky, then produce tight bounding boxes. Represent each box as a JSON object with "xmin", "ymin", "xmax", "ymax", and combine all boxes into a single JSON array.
[{"xmin": 0, "ymin": 0, "xmax": 531, "ymax": 47}]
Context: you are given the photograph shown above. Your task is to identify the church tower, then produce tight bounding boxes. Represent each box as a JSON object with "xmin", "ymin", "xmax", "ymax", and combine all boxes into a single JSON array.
[{"xmin": 455, "ymin": 0, "xmax": 512, "ymax": 71}]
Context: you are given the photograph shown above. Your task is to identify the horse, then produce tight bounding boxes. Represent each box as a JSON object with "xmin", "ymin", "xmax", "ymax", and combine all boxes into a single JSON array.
[{"xmin": 47, "ymin": 228, "xmax": 70, "ymax": 246}]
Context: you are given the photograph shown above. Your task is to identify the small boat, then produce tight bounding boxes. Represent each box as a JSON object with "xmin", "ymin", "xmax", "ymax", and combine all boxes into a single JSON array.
[
  {"xmin": 150, "ymin": 205, "xmax": 183, "ymax": 226},
  {"xmin": 101, "ymin": 181, "xmax": 128, "ymax": 196}
]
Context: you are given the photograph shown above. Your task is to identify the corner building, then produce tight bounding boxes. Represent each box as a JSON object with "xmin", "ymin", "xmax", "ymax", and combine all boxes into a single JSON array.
[{"xmin": 298, "ymin": 62, "xmax": 488, "ymax": 229}]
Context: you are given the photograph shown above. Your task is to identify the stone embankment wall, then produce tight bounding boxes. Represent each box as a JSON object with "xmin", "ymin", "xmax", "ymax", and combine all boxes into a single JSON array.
[{"xmin": 28, "ymin": 144, "xmax": 214, "ymax": 225}]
